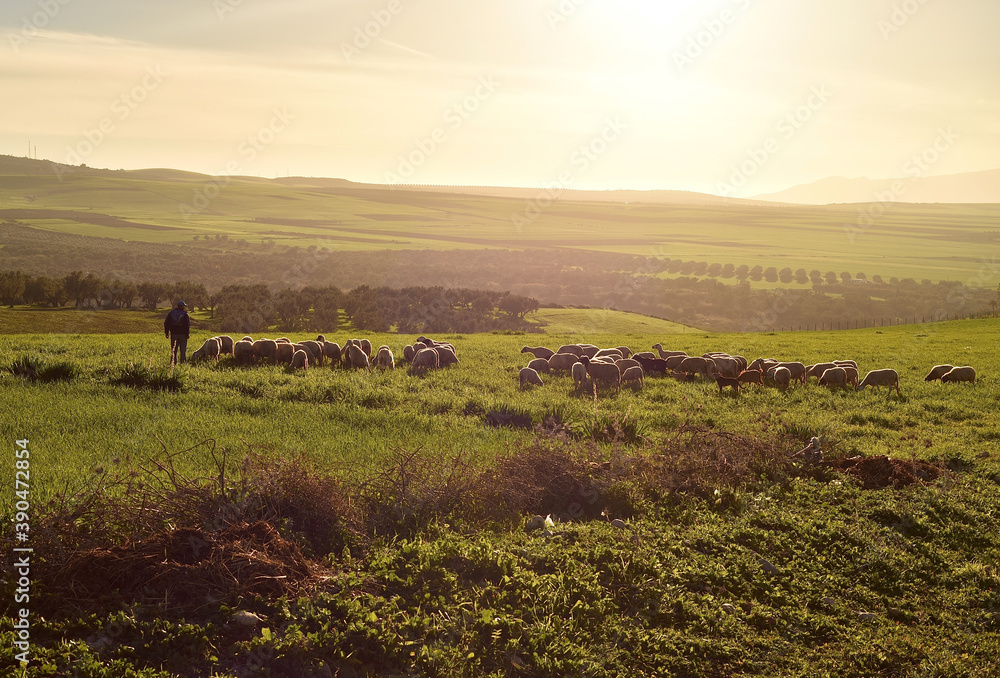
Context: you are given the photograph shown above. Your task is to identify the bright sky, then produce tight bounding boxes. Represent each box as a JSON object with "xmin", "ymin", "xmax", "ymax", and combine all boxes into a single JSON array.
[{"xmin": 1, "ymin": 0, "xmax": 997, "ymax": 196}]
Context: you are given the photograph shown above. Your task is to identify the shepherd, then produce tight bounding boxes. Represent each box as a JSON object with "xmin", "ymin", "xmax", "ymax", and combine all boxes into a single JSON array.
[{"xmin": 163, "ymin": 300, "xmax": 191, "ymax": 365}]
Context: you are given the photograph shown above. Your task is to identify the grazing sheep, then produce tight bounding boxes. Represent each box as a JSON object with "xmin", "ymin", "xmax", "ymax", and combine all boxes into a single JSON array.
[
  {"xmin": 613, "ymin": 358, "xmax": 641, "ymax": 373},
  {"xmin": 806, "ymin": 362, "xmax": 838, "ymax": 381},
  {"xmin": 347, "ymin": 342, "xmax": 370, "ymax": 369},
  {"xmin": 710, "ymin": 356, "xmax": 741, "ymax": 379},
  {"xmin": 403, "ymin": 345, "xmax": 416, "ymax": 363},
  {"xmin": 557, "ymin": 344, "xmax": 585, "ymax": 357},
  {"xmin": 621, "ymin": 365, "xmax": 644, "ymax": 390},
  {"xmin": 634, "ymin": 355, "xmax": 668, "ymax": 375},
  {"xmin": 275, "ymin": 337, "xmax": 291, "ymax": 343},
  {"xmin": 591, "ymin": 356, "xmax": 617, "ymax": 364},
  {"xmin": 818, "ymin": 366, "xmax": 849, "ymax": 389},
  {"xmin": 736, "ymin": 369, "xmax": 764, "ymax": 388},
  {"xmin": 678, "ymin": 356, "xmax": 715, "ymax": 379},
  {"xmin": 594, "ymin": 348, "xmax": 624, "ymax": 360},
  {"xmin": 664, "ymin": 354, "xmax": 688, "ymax": 370},
  {"xmin": 521, "ymin": 346, "xmax": 555, "ymax": 360},
  {"xmin": 519, "ymin": 367, "xmax": 544, "ymax": 389},
  {"xmin": 631, "ymin": 351, "xmax": 656, "ymax": 360},
  {"xmin": 291, "ymin": 349, "xmax": 309, "ymax": 371},
  {"xmin": 571, "ymin": 361, "xmax": 590, "ymax": 391},
  {"xmin": 774, "ymin": 362, "xmax": 807, "ymax": 385},
  {"xmin": 924, "ymin": 364, "xmax": 955, "ymax": 381},
  {"xmin": 233, "ymin": 339, "xmax": 254, "ymax": 365},
  {"xmin": 190, "ymin": 337, "xmax": 222, "ymax": 363},
  {"xmin": 274, "ymin": 342, "xmax": 295, "ymax": 365},
  {"xmin": 213, "ymin": 335, "xmax": 234, "ymax": 355},
  {"xmin": 714, "ymin": 374, "xmax": 741, "ymax": 394},
  {"xmin": 579, "ymin": 355, "xmax": 621, "ymax": 391},
  {"xmin": 374, "ymin": 345, "xmax": 395, "ymax": 370},
  {"xmin": 652, "ymin": 343, "xmax": 687, "ymax": 359},
  {"xmin": 322, "ymin": 341, "xmax": 342, "ymax": 364},
  {"xmin": 410, "ymin": 347, "xmax": 440, "ymax": 374},
  {"xmin": 434, "ymin": 345, "xmax": 459, "ymax": 367},
  {"xmin": 772, "ymin": 366, "xmax": 792, "ymax": 391},
  {"xmin": 749, "ymin": 358, "xmax": 780, "ymax": 374},
  {"xmin": 251, "ymin": 339, "xmax": 277, "ymax": 365},
  {"xmin": 578, "ymin": 344, "xmax": 600, "ymax": 358},
  {"xmin": 833, "ymin": 360, "xmax": 858, "ymax": 370},
  {"xmin": 857, "ymin": 368, "xmax": 901, "ymax": 394},
  {"xmin": 941, "ymin": 366, "xmax": 976, "ymax": 384},
  {"xmin": 240, "ymin": 336, "xmax": 253, "ymax": 342},
  {"xmin": 842, "ymin": 366, "xmax": 860, "ymax": 388},
  {"xmin": 548, "ymin": 352, "xmax": 581, "ymax": 372},
  {"xmin": 527, "ymin": 357, "xmax": 550, "ymax": 374},
  {"xmin": 298, "ymin": 340, "xmax": 325, "ymax": 366},
  {"xmin": 615, "ymin": 346, "xmax": 633, "ymax": 359}
]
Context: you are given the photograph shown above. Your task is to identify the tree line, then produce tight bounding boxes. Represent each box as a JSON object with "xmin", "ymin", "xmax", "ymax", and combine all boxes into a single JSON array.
[{"xmin": 0, "ymin": 269, "xmax": 539, "ymax": 334}]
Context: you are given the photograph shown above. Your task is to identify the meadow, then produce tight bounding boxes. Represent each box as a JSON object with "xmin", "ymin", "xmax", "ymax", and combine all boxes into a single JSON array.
[{"xmin": 3, "ymin": 304, "xmax": 1000, "ymax": 673}]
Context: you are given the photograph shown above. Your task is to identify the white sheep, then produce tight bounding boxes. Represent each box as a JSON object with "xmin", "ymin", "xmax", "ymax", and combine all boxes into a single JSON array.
[
  {"xmin": 548, "ymin": 352, "xmax": 581, "ymax": 372},
  {"xmin": 521, "ymin": 346, "xmax": 555, "ymax": 360},
  {"xmin": 941, "ymin": 366, "xmax": 976, "ymax": 384},
  {"xmin": 527, "ymin": 357, "xmax": 550, "ymax": 374},
  {"xmin": 621, "ymin": 365, "xmax": 644, "ymax": 390},
  {"xmin": 519, "ymin": 367, "xmax": 544, "ymax": 389},
  {"xmin": 857, "ymin": 368, "xmax": 900, "ymax": 394},
  {"xmin": 233, "ymin": 339, "xmax": 254, "ymax": 365},
  {"xmin": 298, "ymin": 340, "xmax": 325, "ymax": 367},
  {"xmin": 291, "ymin": 349, "xmax": 309, "ymax": 371},
  {"xmin": 403, "ymin": 345, "xmax": 415, "ymax": 363},
  {"xmin": 410, "ymin": 347, "xmax": 440, "ymax": 374},
  {"xmin": 251, "ymin": 339, "xmax": 277, "ymax": 364},
  {"xmin": 190, "ymin": 337, "xmax": 221, "ymax": 363},
  {"xmin": 434, "ymin": 345, "xmax": 459, "ymax": 367},
  {"xmin": 571, "ymin": 361, "xmax": 590, "ymax": 391},
  {"xmin": 771, "ymin": 366, "xmax": 791, "ymax": 391},
  {"xmin": 374, "ymin": 345, "xmax": 395, "ymax": 370},
  {"xmin": 818, "ymin": 366, "xmax": 849, "ymax": 389},
  {"xmin": 580, "ymin": 355, "xmax": 621, "ymax": 391},
  {"xmin": 924, "ymin": 364, "xmax": 954, "ymax": 382},
  {"xmin": 347, "ymin": 342, "xmax": 370, "ymax": 369}
]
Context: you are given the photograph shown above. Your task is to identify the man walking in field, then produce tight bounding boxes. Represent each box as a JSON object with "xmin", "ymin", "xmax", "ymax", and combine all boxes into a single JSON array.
[{"xmin": 164, "ymin": 300, "xmax": 191, "ymax": 365}]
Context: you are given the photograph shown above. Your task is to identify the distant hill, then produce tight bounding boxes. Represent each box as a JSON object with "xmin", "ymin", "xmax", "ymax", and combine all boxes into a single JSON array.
[{"xmin": 754, "ymin": 169, "xmax": 1000, "ymax": 205}]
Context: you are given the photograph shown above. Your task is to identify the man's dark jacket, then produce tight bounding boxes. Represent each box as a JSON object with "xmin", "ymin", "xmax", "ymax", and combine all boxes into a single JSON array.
[{"xmin": 164, "ymin": 308, "xmax": 190, "ymax": 337}]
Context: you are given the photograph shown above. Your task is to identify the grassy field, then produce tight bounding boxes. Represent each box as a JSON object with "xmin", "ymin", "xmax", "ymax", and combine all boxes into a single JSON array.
[
  {"xmin": 2, "ymin": 313, "xmax": 999, "ymax": 676},
  {"xmin": 3, "ymin": 164, "xmax": 1000, "ymax": 284}
]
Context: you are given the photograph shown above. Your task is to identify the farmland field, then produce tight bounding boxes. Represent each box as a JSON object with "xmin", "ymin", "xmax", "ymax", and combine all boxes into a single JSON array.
[{"xmin": 3, "ymin": 159, "xmax": 1000, "ymax": 285}]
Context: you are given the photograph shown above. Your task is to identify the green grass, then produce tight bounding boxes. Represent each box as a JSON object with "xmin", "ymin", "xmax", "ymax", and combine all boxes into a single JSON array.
[{"xmin": 3, "ymin": 315, "xmax": 1000, "ymax": 676}]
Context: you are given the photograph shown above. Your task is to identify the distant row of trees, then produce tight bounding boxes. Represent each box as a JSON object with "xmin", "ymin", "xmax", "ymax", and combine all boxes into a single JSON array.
[
  {"xmin": 657, "ymin": 259, "xmax": 932, "ymax": 286},
  {"xmin": 0, "ymin": 269, "xmax": 540, "ymax": 335}
]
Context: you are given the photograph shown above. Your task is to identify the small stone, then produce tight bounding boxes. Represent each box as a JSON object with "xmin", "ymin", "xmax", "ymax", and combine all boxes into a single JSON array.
[
  {"xmin": 822, "ymin": 597, "xmax": 836, "ymax": 606},
  {"xmin": 525, "ymin": 515, "xmax": 545, "ymax": 532},
  {"xmin": 232, "ymin": 610, "xmax": 262, "ymax": 627},
  {"xmin": 610, "ymin": 519, "xmax": 628, "ymax": 530},
  {"xmin": 857, "ymin": 611, "xmax": 877, "ymax": 622},
  {"xmin": 758, "ymin": 557, "xmax": 780, "ymax": 576}
]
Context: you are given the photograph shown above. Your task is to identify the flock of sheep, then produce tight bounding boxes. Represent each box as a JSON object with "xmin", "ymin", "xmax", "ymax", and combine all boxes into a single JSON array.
[
  {"xmin": 517, "ymin": 342, "xmax": 978, "ymax": 395},
  {"xmin": 189, "ymin": 334, "xmax": 458, "ymax": 374}
]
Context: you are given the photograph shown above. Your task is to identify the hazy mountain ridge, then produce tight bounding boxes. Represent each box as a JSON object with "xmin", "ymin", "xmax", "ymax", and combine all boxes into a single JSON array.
[{"xmin": 754, "ymin": 169, "xmax": 1000, "ymax": 205}]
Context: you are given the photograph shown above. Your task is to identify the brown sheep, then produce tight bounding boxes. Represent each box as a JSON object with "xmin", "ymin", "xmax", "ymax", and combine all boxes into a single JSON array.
[
  {"xmin": 736, "ymin": 369, "xmax": 764, "ymax": 388},
  {"xmin": 274, "ymin": 342, "xmax": 295, "ymax": 365},
  {"xmin": 213, "ymin": 335, "xmax": 234, "ymax": 355},
  {"xmin": 251, "ymin": 339, "xmax": 277, "ymax": 364},
  {"xmin": 714, "ymin": 374, "xmax": 741, "ymax": 394},
  {"xmin": 291, "ymin": 349, "xmax": 309, "ymax": 371},
  {"xmin": 233, "ymin": 339, "xmax": 254, "ymax": 365}
]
